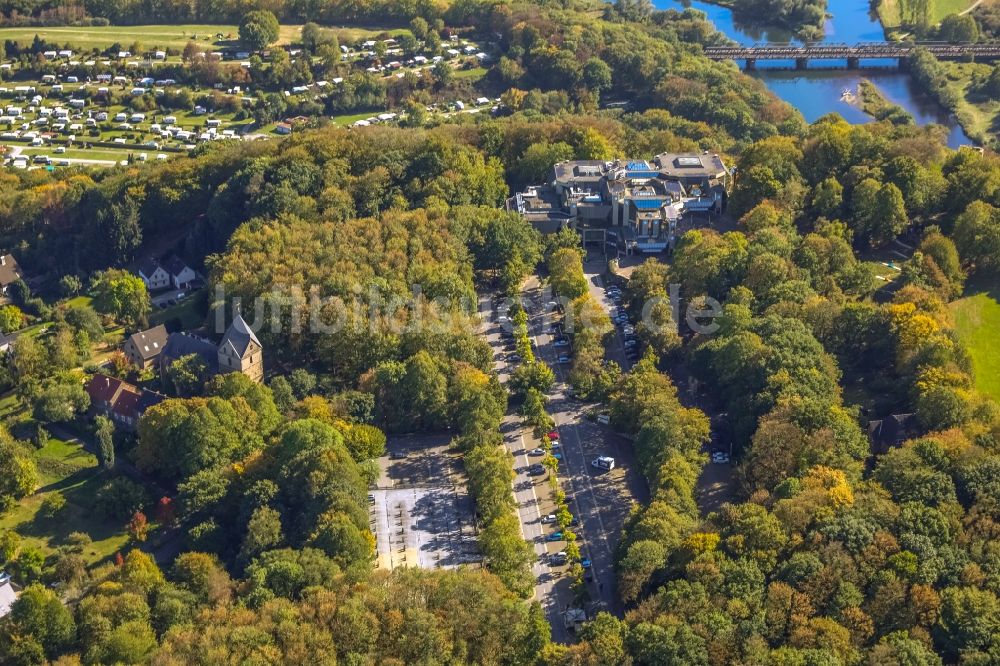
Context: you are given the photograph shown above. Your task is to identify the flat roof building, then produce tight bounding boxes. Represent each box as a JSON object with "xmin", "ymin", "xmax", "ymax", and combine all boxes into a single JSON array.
[{"xmin": 508, "ymin": 153, "xmax": 729, "ymax": 254}]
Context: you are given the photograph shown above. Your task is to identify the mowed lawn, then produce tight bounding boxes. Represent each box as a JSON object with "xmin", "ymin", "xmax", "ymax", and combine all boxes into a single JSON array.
[
  {"xmin": 0, "ymin": 436, "xmax": 131, "ymax": 565},
  {"xmin": 20, "ymin": 147, "xmax": 131, "ymax": 162},
  {"xmin": 0, "ymin": 24, "xmax": 303, "ymax": 51},
  {"xmin": 950, "ymin": 291, "xmax": 1000, "ymax": 402},
  {"xmin": 879, "ymin": 0, "xmax": 977, "ymax": 28}
]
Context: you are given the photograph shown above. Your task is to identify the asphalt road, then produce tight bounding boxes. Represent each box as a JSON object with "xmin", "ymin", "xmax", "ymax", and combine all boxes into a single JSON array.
[
  {"xmin": 523, "ymin": 279, "xmax": 647, "ymax": 619},
  {"xmin": 483, "ymin": 275, "xmax": 647, "ymax": 621},
  {"xmin": 479, "ymin": 292, "xmax": 576, "ymax": 642}
]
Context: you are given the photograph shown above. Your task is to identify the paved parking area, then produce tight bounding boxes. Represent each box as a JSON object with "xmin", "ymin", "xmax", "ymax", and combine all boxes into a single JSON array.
[
  {"xmin": 583, "ymin": 254, "xmax": 636, "ymax": 371},
  {"xmin": 371, "ymin": 434, "xmax": 480, "ymax": 571}
]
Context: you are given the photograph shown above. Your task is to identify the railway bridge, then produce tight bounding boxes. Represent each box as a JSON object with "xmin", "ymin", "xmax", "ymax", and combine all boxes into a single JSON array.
[{"xmin": 704, "ymin": 42, "xmax": 1000, "ymax": 70}]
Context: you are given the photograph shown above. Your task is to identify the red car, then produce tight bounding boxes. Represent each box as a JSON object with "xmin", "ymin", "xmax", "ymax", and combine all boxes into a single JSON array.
[{"xmin": 547, "ymin": 430, "xmax": 560, "ymax": 441}]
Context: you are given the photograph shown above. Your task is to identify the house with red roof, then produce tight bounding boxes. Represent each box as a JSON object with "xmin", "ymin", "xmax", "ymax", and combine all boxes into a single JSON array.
[{"xmin": 84, "ymin": 373, "xmax": 165, "ymax": 431}]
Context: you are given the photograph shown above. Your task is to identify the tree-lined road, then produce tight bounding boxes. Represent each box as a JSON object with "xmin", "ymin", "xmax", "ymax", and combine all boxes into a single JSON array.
[
  {"xmin": 521, "ymin": 278, "xmax": 647, "ymax": 619},
  {"xmin": 479, "ymin": 293, "xmax": 574, "ymax": 642}
]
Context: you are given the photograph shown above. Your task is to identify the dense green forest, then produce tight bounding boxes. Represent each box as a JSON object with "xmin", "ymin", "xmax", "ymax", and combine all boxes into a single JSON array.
[{"xmin": 0, "ymin": 0, "xmax": 999, "ymax": 664}]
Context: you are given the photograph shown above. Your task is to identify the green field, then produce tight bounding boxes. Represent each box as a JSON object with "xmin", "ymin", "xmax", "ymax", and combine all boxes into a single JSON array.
[
  {"xmin": 0, "ymin": 23, "xmax": 304, "ymax": 52},
  {"xmin": 878, "ymin": 0, "xmax": 977, "ymax": 29},
  {"xmin": 329, "ymin": 110, "xmax": 380, "ymax": 126},
  {"xmin": 0, "ymin": 435, "xmax": 131, "ymax": 565},
  {"xmin": 454, "ymin": 66, "xmax": 488, "ymax": 81},
  {"xmin": 950, "ymin": 291, "xmax": 1000, "ymax": 402},
  {"xmin": 19, "ymin": 147, "xmax": 131, "ymax": 162},
  {"xmin": 330, "ymin": 26, "xmax": 411, "ymax": 43}
]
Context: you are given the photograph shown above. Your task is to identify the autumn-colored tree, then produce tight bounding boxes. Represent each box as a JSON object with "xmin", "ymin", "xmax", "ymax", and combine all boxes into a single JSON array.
[{"xmin": 128, "ymin": 511, "xmax": 149, "ymax": 543}]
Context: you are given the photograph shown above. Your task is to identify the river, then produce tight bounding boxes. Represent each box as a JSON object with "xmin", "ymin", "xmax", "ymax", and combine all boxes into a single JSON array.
[{"xmin": 655, "ymin": 0, "xmax": 973, "ymax": 147}]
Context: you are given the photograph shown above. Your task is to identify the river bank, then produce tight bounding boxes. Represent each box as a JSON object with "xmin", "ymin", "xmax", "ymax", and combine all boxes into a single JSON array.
[
  {"xmin": 699, "ymin": 0, "xmax": 828, "ymax": 40},
  {"xmin": 654, "ymin": 0, "xmax": 974, "ymax": 147},
  {"xmin": 937, "ymin": 60, "xmax": 1000, "ymax": 147},
  {"xmin": 858, "ymin": 78, "xmax": 915, "ymax": 124}
]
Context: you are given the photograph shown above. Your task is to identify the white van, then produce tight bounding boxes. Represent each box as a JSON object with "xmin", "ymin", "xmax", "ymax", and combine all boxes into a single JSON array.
[{"xmin": 592, "ymin": 456, "xmax": 615, "ymax": 471}]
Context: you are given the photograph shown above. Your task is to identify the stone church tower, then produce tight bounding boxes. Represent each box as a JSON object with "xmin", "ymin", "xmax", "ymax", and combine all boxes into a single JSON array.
[{"xmin": 217, "ymin": 313, "xmax": 264, "ymax": 383}]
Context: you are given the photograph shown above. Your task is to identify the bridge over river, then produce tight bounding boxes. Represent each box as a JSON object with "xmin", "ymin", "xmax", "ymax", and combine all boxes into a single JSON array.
[{"xmin": 705, "ymin": 42, "xmax": 1000, "ymax": 70}]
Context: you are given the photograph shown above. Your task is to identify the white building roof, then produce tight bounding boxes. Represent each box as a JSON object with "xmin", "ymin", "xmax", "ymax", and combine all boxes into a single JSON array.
[{"xmin": 0, "ymin": 574, "xmax": 18, "ymax": 618}]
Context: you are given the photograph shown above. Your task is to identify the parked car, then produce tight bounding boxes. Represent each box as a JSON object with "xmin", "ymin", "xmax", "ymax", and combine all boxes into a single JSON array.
[
  {"xmin": 541, "ymin": 514, "xmax": 557, "ymax": 524},
  {"xmin": 547, "ymin": 430, "xmax": 560, "ymax": 441},
  {"xmin": 711, "ymin": 451, "xmax": 730, "ymax": 464},
  {"xmin": 592, "ymin": 456, "xmax": 615, "ymax": 471},
  {"xmin": 528, "ymin": 464, "xmax": 546, "ymax": 476},
  {"xmin": 549, "ymin": 551, "xmax": 568, "ymax": 565},
  {"xmin": 553, "ymin": 337, "xmax": 570, "ymax": 347},
  {"xmin": 557, "ymin": 354, "xmax": 571, "ymax": 364},
  {"xmin": 547, "ymin": 532, "xmax": 563, "ymax": 541},
  {"xmin": 529, "ymin": 447, "xmax": 545, "ymax": 456}
]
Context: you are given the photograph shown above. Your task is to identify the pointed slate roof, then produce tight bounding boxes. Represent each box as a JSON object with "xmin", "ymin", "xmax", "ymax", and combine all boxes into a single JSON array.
[
  {"xmin": 161, "ymin": 255, "xmax": 192, "ymax": 278},
  {"xmin": 220, "ymin": 313, "xmax": 261, "ymax": 357},
  {"xmin": 161, "ymin": 332, "xmax": 219, "ymax": 373},
  {"xmin": 137, "ymin": 256, "xmax": 163, "ymax": 279},
  {"xmin": 126, "ymin": 324, "xmax": 168, "ymax": 361}
]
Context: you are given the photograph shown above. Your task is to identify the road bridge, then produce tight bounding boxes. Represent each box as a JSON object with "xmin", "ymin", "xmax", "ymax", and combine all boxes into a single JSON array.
[{"xmin": 704, "ymin": 42, "xmax": 1000, "ymax": 70}]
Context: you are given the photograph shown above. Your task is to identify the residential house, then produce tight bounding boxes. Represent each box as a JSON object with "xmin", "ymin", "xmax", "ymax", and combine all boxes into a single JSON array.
[
  {"xmin": 218, "ymin": 313, "xmax": 264, "ymax": 383},
  {"xmin": 123, "ymin": 324, "xmax": 168, "ymax": 369},
  {"xmin": 0, "ymin": 572, "xmax": 17, "ymax": 618},
  {"xmin": 85, "ymin": 373, "xmax": 165, "ymax": 430},
  {"xmin": 0, "ymin": 254, "xmax": 23, "ymax": 295},
  {"xmin": 867, "ymin": 413, "xmax": 918, "ymax": 455},
  {"xmin": 137, "ymin": 256, "xmax": 170, "ymax": 291},
  {"xmin": 161, "ymin": 255, "xmax": 196, "ymax": 290},
  {"xmin": 0, "ymin": 331, "xmax": 15, "ymax": 354}
]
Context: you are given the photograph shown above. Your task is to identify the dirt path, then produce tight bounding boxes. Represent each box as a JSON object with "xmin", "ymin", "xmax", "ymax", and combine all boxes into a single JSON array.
[{"xmin": 959, "ymin": 0, "xmax": 982, "ymax": 16}]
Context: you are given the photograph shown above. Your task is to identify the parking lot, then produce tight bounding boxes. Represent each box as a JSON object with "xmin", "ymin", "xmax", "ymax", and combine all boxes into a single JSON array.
[
  {"xmin": 583, "ymin": 254, "xmax": 638, "ymax": 371},
  {"xmin": 371, "ymin": 434, "xmax": 480, "ymax": 571},
  {"xmin": 482, "ymin": 280, "xmax": 648, "ymax": 625}
]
